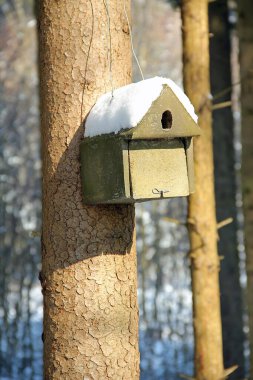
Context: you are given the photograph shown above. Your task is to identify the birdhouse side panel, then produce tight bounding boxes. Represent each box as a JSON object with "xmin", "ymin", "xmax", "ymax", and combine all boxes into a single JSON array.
[{"xmin": 80, "ymin": 137, "xmax": 131, "ymax": 204}]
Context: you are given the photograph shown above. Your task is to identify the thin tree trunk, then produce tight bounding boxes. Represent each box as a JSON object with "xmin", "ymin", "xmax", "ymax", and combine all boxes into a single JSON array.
[
  {"xmin": 238, "ymin": 1, "xmax": 253, "ymax": 377},
  {"xmin": 38, "ymin": 1, "xmax": 139, "ymax": 379},
  {"xmin": 181, "ymin": 1, "xmax": 225, "ymax": 379},
  {"xmin": 140, "ymin": 206, "xmax": 147, "ymax": 324},
  {"xmin": 209, "ymin": 1, "xmax": 244, "ymax": 376}
]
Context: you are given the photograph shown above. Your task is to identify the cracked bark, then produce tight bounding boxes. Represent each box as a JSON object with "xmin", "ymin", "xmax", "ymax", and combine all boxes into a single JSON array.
[
  {"xmin": 38, "ymin": 1, "xmax": 139, "ymax": 379},
  {"xmin": 181, "ymin": 1, "xmax": 224, "ymax": 379}
]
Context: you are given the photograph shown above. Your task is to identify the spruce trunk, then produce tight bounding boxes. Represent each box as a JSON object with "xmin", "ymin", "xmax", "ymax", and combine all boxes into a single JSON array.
[
  {"xmin": 181, "ymin": 1, "xmax": 224, "ymax": 378},
  {"xmin": 209, "ymin": 1, "xmax": 244, "ymax": 376},
  {"xmin": 38, "ymin": 1, "xmax": 139, "ymax": 379},
  {"xmin": 238, "ymin": 1, "xmax": 253, "ymax": 377}
]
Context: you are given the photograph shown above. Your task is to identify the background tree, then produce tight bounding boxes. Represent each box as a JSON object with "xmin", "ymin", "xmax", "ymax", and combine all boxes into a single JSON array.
[
  {"xmin": 0, "ymin": 2, "xmax": 42, "ymax": 378},
  {"xmin": 38, "ymin": 0, "xmax": 139, "ymax": 378},
  {"xmin": 238, "ymin": 0, "xmax": 253, "ymax": 377},
  {"xmin": 181, "ymin": 0, "xmax": 225, "ymax": 378},
  {"xmin": 209, "ymin": 1, "xmax": 244, "ymax": 376}
]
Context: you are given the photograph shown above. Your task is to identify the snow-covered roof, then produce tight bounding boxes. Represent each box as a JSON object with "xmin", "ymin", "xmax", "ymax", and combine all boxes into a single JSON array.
[{"xmin": 84, "ymin": 77, "xmax": 198, "ymax": 138}]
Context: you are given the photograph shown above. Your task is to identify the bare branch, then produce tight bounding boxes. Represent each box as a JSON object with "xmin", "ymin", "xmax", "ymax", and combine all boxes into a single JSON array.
[
  {"xmin": 217, "ymin": 217, "xmax": 233, "ymax": 230},
  {"xmin": 212, "ymin": 101, "xmax": 232, "ymax": 110}
]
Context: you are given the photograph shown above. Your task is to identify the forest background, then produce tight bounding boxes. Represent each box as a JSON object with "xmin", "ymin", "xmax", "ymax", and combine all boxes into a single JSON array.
[{"xmin": 0, "ymin": 0, "xmax": 252, "ymax": 379}]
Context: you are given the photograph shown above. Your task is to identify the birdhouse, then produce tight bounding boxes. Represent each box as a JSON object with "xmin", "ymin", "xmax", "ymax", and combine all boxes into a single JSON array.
[{"xmin": 80, "ymin": 77, "xmax": 200, "ymax": 204}]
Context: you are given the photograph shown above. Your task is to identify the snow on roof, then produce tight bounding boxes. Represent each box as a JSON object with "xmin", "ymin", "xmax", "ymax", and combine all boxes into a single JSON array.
[{"xmin": 84, "ymin": 76, "xmax": 198, "ymax": 137}]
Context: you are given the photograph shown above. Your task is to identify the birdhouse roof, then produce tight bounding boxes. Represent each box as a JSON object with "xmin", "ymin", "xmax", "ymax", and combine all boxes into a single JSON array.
[{"xmin": 84, "ymin": 77, "xmax": 200, "ymax": 138}]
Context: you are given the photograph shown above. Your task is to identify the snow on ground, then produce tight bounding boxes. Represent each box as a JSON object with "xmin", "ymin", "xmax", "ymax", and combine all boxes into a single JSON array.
[
  {"xmin": 84, "ymin": 77, "xmax": 198, "ymax": 137},
  {"xmin": 0, "ymin": 284, "xmax": 43, "ymax": 380},
  {"xmin": 140, "ymin": 328, "xmax": 193, "ymax": 380}
]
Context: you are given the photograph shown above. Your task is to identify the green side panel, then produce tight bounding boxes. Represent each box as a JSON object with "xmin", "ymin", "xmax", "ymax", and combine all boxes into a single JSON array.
[{"xmin": 80, "ymin": 136, "xmax": 131, "ymax": 204}]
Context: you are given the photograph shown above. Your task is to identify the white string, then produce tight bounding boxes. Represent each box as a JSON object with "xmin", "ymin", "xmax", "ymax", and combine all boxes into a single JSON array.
[
  {"xmin": 123, "ymin": 0, "xmax": 144, "ymax": 81},
  {"xmin": 103, "ymin": 0, "xmax": 114, "ymax": 98}
]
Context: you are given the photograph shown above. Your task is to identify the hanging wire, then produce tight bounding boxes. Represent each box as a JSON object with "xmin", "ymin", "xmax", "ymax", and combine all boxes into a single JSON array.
[
  {"xmin": 80, "ymin": 0, "xmax": 144, "ymax": 122},
  {"xmin": 123, "ymin": 0, "xmax": 144, "ymax": 81},
  {"xmin": 103, "ymin": 0, "xmax": 114, "ymax": 98},
  {"xmin": 80, "ymin": 0, "xmax": 94, "ymax": 125}
]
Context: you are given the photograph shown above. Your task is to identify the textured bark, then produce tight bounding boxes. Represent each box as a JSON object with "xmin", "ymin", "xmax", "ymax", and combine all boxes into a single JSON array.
[
  {"xmin": 209, "ymin": 2, "xmax": 244, "ymax": 376},
  {"xmin": 181, "ymin": 1, "xmax": 224, "ymax": 379},
  {"xmin": 238, "ymin": 1, "xmax": 253, "ymax": 377},
  {"xmin": 38, "ymin": 1, "xmax": 139, "ymax": 379}
]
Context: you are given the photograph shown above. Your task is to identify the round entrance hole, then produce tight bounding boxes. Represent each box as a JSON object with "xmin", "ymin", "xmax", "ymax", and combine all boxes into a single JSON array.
[{"xmin": 161, "ymin": 110, "xmax": 173, "ymax": 129}]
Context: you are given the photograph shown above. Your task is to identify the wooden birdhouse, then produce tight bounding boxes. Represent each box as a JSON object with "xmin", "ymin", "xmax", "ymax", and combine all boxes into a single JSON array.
[{"xmin": 80, "ymin": 77, "xmax": 200, "ymax": 204}]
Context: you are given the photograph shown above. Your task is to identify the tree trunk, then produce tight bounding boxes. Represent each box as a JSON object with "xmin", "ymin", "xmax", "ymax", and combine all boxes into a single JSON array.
[
  {"xmin": 209, "ymin": 1, "xmax": 244, "ymax": 377},
  {"xmin": 181, "ymin": 1, "xmax": 225, "ymax": 379},
  {"xmin": 38, "ymin": 1, "xmax": 139, "ymax": 379},
  {"xmin": 238, "ymin": 1, "xmax": 253, "ymax": 377}
]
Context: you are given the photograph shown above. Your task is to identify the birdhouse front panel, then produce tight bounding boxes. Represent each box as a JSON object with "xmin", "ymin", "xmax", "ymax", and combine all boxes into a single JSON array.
[
  {"xmin": 123, "ymin": 86, "xmax": 200, "ymax": 140},
  {"xmin": 129, "ymin": 139, "xmax": 189, "ymax": 200}
]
